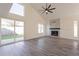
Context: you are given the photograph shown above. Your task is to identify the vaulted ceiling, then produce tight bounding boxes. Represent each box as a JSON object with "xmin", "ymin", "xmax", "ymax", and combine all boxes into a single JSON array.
[
  {"xmin": 0, "ymin": 3, "xmax": 79, "ymax": 20},
  {"xmin": 31, "ymin": 3, "xmax": 79, "ymax": 20},
  {"xmin": 0, "ymin": 3, "xmax": 12, "ymax": 17}
]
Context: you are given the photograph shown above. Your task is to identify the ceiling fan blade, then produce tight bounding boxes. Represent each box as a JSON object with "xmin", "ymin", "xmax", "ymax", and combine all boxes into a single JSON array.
[
  {"xmin": 41, "ymin": 10, "xmax": 46, "ymax": 14},
  {"xmin": 39, "ymin": 10, "xmax": 44, "ymax": 11},
  {"xmin": 49, "ymin": 8, "xmax": 56, "ymax": 10},
  {"xmin": 42, "ymin": 6, "xmax": 45, "ymax": 9},
  {"xmin": 48, "ymin": 4, "xmax": 51, "ymax": 9},
  {"xmin": 48, "ymin": 10, "xmax": 53, "ymax": 13}
]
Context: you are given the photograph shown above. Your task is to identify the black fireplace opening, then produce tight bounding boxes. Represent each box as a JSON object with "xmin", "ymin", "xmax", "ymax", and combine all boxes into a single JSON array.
[{"xmin": 51, "ymin": 31, "xmax": 58, "ymax": 36}]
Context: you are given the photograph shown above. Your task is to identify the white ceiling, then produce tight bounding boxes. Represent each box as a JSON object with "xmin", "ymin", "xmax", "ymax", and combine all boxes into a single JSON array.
[
  {"xmin": 0, "ymin": 3, "xmax": 12, "ymax": 17},
  {"xmin": 30, "ymin": 3, "xmax": 79, "ymax": 20},
  {"xmin": 1, "ymin": 3, "xmax": 79, "ymax": 20},
  {"xmin": 30, "ymin": 3, "xmax": 58, "ymax": 20}
]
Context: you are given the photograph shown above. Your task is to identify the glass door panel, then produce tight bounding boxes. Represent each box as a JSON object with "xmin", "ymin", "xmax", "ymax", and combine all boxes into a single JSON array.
[
  {"xmin": 15, "ymin": 21, "xmax": 24, "ymax": 41},
  {"xmin": 1, "ymin": 18, "xmax": 14, "ymax": 44}
]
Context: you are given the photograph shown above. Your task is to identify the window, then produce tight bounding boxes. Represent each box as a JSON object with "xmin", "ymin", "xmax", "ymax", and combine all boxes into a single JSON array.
[
  {"xmin": 74, "ymin": 21, "xmax": 78, "ymax": 37},
  {"xmin": 15, "ymin": 21, "xmax": 24, "ymax": 41},
  {"xmin": 1, "ymin": 18, "xmax": 15, "ymax": 44},
  {"xmin": 9, "ymin": 3, "xmax": 24, "ymax": 16},
  {"xmin": 0, "ymin": 18, "xmax": 24, "ymax": 44},
  {"xmin": 38, "ymin": 24, "xmax": 44, "ymax": 33}
]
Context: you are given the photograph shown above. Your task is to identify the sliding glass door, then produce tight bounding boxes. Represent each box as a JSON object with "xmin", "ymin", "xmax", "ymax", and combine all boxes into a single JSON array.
[
  {"xmin": 1, "ymin": 18, "xmax": 14, "ymax": 44},
  {"xmin": 0, "ymin": 18, "xmax": 24, "ymax": 45},
  {"xmin": 15, "ymin": 21, "xmax": 24, "ymax": 41}
]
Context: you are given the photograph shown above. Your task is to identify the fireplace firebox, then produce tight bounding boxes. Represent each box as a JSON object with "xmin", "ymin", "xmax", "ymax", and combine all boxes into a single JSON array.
[{"xmin": 51, "ymin": 31, "xmax": 58, "ymax": 36}]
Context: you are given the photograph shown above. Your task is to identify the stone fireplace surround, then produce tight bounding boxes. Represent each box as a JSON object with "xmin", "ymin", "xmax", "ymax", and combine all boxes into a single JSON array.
[{"xmin": 50, "ymin": 28, "xmax": 60, "ymax": 36}]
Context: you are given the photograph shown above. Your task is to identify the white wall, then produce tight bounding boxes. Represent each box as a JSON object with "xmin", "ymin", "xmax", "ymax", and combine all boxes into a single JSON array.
[
  {"xmin": 0, "ymin": 4, "xmax": 48, "ymax": 40},
  {"xmin": 54, "ymin": 3, "xmax": 79, "ymax": 40},
  {"xmin": 24, "ymin": 4, "xmax": 47, "ymax": 39},
  {"xmin": 50, "ymin": 19, "xmax": 60, "ymax": 28},
  {"xmin": 60, "ymin": 16, "xmax": 79, "ymax": 40}
]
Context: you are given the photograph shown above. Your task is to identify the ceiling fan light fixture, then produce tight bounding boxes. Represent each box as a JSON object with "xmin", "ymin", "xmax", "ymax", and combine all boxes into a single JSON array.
[{"xmin": 45, "ymin": 11, "xmax": 48, "ymax": 12}]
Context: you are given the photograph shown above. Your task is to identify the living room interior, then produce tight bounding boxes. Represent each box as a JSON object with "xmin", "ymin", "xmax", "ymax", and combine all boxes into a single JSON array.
[{"xmin": 0, "ymin": 3, "xmax": 79, "ymax": 56}]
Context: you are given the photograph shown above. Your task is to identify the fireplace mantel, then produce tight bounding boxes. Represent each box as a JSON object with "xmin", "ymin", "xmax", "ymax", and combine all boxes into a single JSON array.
[{"xmin": 50, "ymin": 28, "xmax": 60, "ymax": 30}]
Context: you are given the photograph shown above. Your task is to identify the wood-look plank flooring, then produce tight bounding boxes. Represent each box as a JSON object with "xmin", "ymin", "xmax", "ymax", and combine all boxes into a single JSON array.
[{"xmin": 0, "ymin": 36, "xmax": 79, "ymax": 56}]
